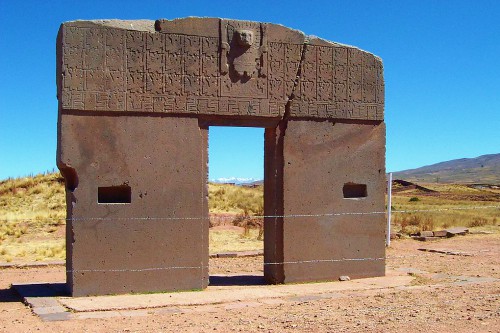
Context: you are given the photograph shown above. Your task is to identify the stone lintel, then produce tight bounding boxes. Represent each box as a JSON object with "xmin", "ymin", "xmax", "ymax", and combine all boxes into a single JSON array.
[{"xmin": 57, "ymin": 17, "xmax": 384, "ymax": 121}]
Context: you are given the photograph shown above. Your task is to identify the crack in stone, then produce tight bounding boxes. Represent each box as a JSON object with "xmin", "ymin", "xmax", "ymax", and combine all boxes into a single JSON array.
[{"xmin": 281, "ymin": 39, "xmax": 308, "ymax": 125}]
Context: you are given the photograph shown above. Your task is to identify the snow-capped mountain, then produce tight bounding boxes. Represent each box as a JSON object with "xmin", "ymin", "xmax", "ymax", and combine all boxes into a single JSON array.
[{"xmin": 211, "ymin": 177, "xmax": 261, "ymax": 185}]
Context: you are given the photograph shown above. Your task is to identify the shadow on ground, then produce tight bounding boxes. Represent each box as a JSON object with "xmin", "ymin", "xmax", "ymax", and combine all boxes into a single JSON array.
[
  {"xmin": 0, "ymin": 287, "xmax": 23, "ymax": 303},
  {"xmin": 12, "ymin": 283, "xmax": 68, "ymax": 298},
  {"xmin": 209, "ymin": 275, "xmax": 266, "ymax": 286}
]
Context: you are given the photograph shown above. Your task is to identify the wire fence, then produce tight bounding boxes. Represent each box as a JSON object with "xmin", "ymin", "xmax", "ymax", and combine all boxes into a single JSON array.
[
  {"xmin": 0, "ymin": 201, "xmax": 498, "ymax": 274},
  {"xmin": 0, "ymin": 205, "xmax": 498, "ymax": 223}
]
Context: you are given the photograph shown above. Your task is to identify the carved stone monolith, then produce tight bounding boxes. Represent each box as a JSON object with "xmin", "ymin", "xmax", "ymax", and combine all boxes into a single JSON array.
[{"xmin": 57, "ymin": 17, "xmax": 386, "ymax": 296}]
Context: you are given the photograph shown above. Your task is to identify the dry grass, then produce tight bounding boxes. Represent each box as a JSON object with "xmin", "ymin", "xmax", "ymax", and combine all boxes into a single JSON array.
[
  {"xmin": 390, "ymin": 182, "xmax": 499, "ymax": 234},
  {"xmin": 208, "ymin": 182, "xmax": 263, "ymax": 215},
  {"xmin": 467, "ymin": 217, "xmax": 489, "ymax": 228},
  {"xmin": 0, "ymin": 171, "xmax": 66, "ymax": 219},
  {"xmin": 209, "ymin": 228, "xmax": 262, "ymax": 254},
  {"xmin": 0, "ymin": 172, "xmax": 66, "ymax": 262},
  {"xmin": 0, "ymin": 240, "xmax": 65, "ymax": 262}
]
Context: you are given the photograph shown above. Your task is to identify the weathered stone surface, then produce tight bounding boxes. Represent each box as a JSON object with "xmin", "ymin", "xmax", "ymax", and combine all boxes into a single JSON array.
[
  {"xmin": 417, "ymin": 248, "xmax": 473, "ymax": 256},
  {"xmin": 390, "ymin": 232, "xmax": 403, "ymax": 240},
  {"xmin": 445, "ymin": 227, "xmax": 469, "ymax": 237},
  {"xmin": 432, "ymin": 230, "xmax": 448, "ymax": 237},
  {"xmin": 264, "ymin": 121, "xmax": 386, "ymax": 283},
  {"xmin": 418, "ymin": 231, "xmax": 434, "ymax": 237},
  {"xmin": 216, "ymin": 252, "xmax": 238, "ymax": 258},
  {"xmin": 57, "ymin": 17, "xmax": 386, "ymax": 296},
  {"xmin": 412, "ymin": 236, "xmax": 441, "ymax": 242},
  {"xmin": 58, "ymin": 115, "xmax": 208, "ymax": 296},
  {"xmin": 57, "ymin": 18, "xmax": 383, "ymax": 121}
]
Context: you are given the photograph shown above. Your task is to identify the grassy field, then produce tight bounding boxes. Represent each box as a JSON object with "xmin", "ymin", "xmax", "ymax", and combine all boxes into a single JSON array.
[
  {"xmin": 0, "ymin": 172, "xmax": 498, "ymax": 262},
  {"xmin": 0, "ymin": 173, "xmax": 66, "ymax": 262},
  {"xmin": 390, "ymin": 182, "xmax": 499, "ymax": 234}
]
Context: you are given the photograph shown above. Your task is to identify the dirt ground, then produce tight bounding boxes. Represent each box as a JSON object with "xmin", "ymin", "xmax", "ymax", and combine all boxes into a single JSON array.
[{"xmin": 0, "ymin": 234, "xmax": 499, "ymax": 333}]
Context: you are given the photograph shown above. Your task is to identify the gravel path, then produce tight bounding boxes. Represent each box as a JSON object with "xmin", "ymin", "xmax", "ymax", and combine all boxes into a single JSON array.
[{"xmin": 0, "ymin": 234, "xmax": 498, "ymax": 332}]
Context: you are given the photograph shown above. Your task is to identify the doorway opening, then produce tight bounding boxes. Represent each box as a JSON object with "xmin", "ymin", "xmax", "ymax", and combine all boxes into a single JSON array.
[{"xmin": 208, "ymin": 126, "xmax": 266, "ymax": 286}]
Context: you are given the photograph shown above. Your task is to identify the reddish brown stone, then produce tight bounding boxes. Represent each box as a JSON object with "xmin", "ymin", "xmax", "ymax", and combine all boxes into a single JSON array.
[
  {"xmin": 57, "ymin": 18, "xmax": 383, "ymax": 121},
  {"xmin": 445, "ymin": 227, "xmax": 469, "ymax": 237},
  {"xmin": 264, "ymin": 121, "xmax": 386, "ymax": 283},
  {"xmin": 433, "ymin": 230, "xmax": 448, "ymax": 237},
  {"xmin": 57, "ymin": 17, "xmax": 386, "ymax": 296}
]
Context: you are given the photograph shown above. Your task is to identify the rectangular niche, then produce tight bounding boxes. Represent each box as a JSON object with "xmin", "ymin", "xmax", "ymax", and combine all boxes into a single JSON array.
[
  {"xmin": 98, "ymin": 185, "xmax": 131, "ymax": 204},
  {"xmin": 343, "ymin": 183, "xmax": 367, "ymax": 199}
]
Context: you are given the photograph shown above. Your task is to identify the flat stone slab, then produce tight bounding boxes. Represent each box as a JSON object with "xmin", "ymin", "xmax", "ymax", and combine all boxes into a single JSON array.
[
  {"xmin": 469, "ymin": 230, "xmax": 494, "ymax": 235},
  {"xmin": 432, "ymin": 230, "xmax": 448, "ymax": 237},
  {"xmin": 15, "ymin": 270, "xmax": 499, "ymax": 321},
  {"xmin": 13, "ymin": 282, "xmax": 69, "ymax": 322},
  {"xmin": 445, "ymin": 227, "xmax": 469, "ymax": 236},
  {"xmin": 418, "ymin": 248, "xmax": 473, "ymax": 256},
  {"xmin": 412, "ymin": 236, "xmax": 442, "ymax": 241},
  {"xmin": 15, "ymin": 272, "xmax": 412, "ymax": 321},
  {"xmin": 61, "ymin": 276, "xmax": 411, "ymax": 312}
]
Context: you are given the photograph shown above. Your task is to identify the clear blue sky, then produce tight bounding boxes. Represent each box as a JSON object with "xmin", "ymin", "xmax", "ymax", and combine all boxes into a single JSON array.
[{"xmin": 1, "ymin": 0, "xmax": 499, "ymax": 181}]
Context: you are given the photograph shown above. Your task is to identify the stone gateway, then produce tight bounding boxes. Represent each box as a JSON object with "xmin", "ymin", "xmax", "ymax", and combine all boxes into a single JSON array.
[{"xmin": 56, "ymin": 17, "xmax": 386, "ymax": 296}]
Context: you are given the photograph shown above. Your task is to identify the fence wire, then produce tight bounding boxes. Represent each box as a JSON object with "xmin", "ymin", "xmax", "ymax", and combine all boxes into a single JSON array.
[
  {"xmin": 0, "ymin": 204, "xmax": 498, "ymax": 274},
  {"xmin": 0, "ymin": 205, "xmax": 498, "ymax": 223}
]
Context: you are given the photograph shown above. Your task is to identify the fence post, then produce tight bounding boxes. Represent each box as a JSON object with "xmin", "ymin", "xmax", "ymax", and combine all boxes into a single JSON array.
[{"xmin": 386, "ymin": 172, "xmax": 393, "ymax": 247}]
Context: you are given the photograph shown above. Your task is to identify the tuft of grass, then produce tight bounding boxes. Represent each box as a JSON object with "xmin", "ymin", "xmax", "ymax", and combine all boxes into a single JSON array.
[
  {"xmin": 408, "ymin": 273, "xmax": 434, "ymax": 286},
  {"xmin": 468, "ymin": 217, "xmax": 488, "ymax": 228},
  {"xmin": 409, "ymin": 197, "xmax": 420, "ymax": 202},
  {"xmin": 395, "ymin": 214, "xmax": 435, "ymax": 234}
]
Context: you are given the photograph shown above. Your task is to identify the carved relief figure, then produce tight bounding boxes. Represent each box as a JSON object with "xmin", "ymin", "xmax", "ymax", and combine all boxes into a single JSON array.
[
  {"xmin": 221, "ymin": 21, "xmax": 267, "ymax": 80},
  {"xmin": 232, "ymin": 29, "xmax": 257, "ymax": 78}
]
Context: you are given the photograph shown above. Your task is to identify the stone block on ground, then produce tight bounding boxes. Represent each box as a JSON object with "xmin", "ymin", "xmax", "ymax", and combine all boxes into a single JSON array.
[
  {"xmin": 432, "ymin": 230, "xmax": 448, "ymax": 237},
  {"xmin": 390, "ymin": 233, "xmax": 403, "ymax": 240},
  {"xmin": 412, "ymin": 236, "xmax": 441, "ymax": 242},
  {"xmin": 217, "ymin": 252, "xmax": 238, "ymax": 258},
  {"xmin": 445, "ymin": 227, "xmax": 469, "ymax": 237}
]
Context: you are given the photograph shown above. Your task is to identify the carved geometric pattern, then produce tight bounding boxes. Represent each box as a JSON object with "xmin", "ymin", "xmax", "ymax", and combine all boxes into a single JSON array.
[
  {"xmin": 292, "ymin": 44, "xmax": 383, "ymax": 120},
  {"xmin": 60, "ymin": 23, "xmax": 383, "ymax": 120}
]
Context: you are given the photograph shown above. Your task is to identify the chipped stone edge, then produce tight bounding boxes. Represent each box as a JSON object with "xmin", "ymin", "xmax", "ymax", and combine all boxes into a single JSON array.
[
  {"xmin": 63, "ymin": 19, "xmax": 156, "ymax": 32},
  {"xmin": 62, "ymin": 17, "xmax": 381, "ymax": 60}
]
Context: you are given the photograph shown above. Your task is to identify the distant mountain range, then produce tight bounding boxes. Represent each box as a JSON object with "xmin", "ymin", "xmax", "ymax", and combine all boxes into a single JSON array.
[
  {"xmin": 392, "ymin": 153, "xmax": 500, "ymax": 184},
  {"xmin": 212, "ymin": 154, "xmax": 499, "ymax": 186},
  {"xmin": 211, "ymin": 177, "xmax": 261, "ymax": 185}
]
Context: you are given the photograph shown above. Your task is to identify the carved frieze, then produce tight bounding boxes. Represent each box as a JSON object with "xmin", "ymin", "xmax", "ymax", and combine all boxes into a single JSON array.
[
  {"xmin": 292, "ymin": 44, "xmax": 383, "ymax": 120},
  {"xmin": 58, "ymin": 19, "xmax": 384, "ymax": 120}
]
